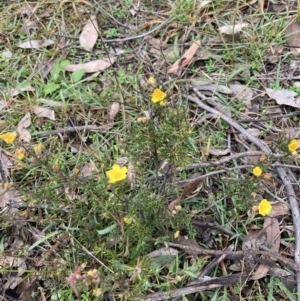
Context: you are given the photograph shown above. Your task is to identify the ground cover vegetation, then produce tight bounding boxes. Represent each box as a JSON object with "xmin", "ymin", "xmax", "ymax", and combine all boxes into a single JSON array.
[{"xmin": 1, "ymin": 0, "xmax": 300, "ymax": 300}]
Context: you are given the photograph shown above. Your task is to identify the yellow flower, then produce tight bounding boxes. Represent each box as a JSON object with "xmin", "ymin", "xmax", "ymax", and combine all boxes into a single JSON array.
[
  {"xmin": 124, "ymin": 216, "xmax": 136, "ymax": 224},
  {"xmin": 16, "ymin": 148, "xmax": 25, "ymax": 160},
  {"xmin": 252, "ymin": 166, "xmax": 262, "ymax": 177},
  {"xmin": 33, "ymin": 142, "xmax": 43, "ymax": 155},
  {"xmin": 0, "ymin": 131, "xmax": 17, "ymax": 144},
  {"xmin": 4, "ymin": 182, "xmax": 11, "ymax": 190},
  {"xmin": 175, "ymin": 205, "xmax": 182, "ymax": 212},
  {"xmin": 148, "ymin": 76, "xmax": 156, "ymax": 86},
  {"xmin": 258, "ymin": 199, "xmax": 272, "ymax": 216},
  {"xmin": 288, "ymin": 139, "xmax": 300, "ymax": 153},
  {"xmin": 92, "ymin": 288, "xmax": 102, "ymax": 297},
  {"xmin": 174, "ymin": 230, "xmax": 180, "ymax": 239},
  {"xmin": 106, "ymin": 164, "xmax": 128, "ymax": 184},
  {"xmin": 151, "ymin": 88, "xmax": 166, "ymax": 106},
  {"xmin": 137, "ymin": 117, "xmax": 150, "ymax": 123}
]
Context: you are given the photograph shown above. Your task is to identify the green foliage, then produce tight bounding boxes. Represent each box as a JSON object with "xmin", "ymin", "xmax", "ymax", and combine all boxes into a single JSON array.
[
  {"xmin": 126, "ymin": 106, "xmax": 195, "ymax": 169},
  {"xmin": 0, "ymin": 0, "xmax": 298, "ymax": 300}
]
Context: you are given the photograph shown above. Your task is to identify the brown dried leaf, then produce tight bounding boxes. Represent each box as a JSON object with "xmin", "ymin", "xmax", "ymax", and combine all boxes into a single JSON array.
[
  {"xmin": 219, "ymin": 22, "xmax": 248, "ymax": 34},
  {"xmin": 0, "ymin": 101, "xmax": 7, "ymax": 111},
  {"xmin": 242, "ymin": 230, "xmax": 269, "ymax": 280},
  {"xmin": 18, "ymin": 39, "xmax": 54, "ymax": 49},
  {"xmin": 65, "ymin": 187, "xmax": 77, "ymax": 201},
  {"xmin": 251, "ymin": 263, "xmax": 270, "ymax": 280},
  {"xmin": 0, "ymin": 186, "xmax": 23, "ymax": 208},
  {"xmin": 127, "ymin": 162, "xmax": 136, "ymax": 188},
  {"xmin": 147, "ymin": 247, "xmax": 179, "ymax": 258},
  {"xmin": 64, "ymin": 58, "xmax": 116, "ymax": 73},
  {"xmin": 285, "ymin": 21, "xmax": 300, "ymax": 53},
  {"xmin": 209, "ymin": 148, "xmax": 230, "ymax": 156},
  {"xmin": 79, "ymin": 15, "xmax": 98, "ymax": 51},
  {"xmin": 191, "ymin": 80, "xmax": 232, "ymax": 94},
  {"xmin": 17, "ymin": 128, "xmax": 31, "ymax": 143},
  {"xmin": 268, "ymin": 202, "xmax": 290, "ymax": 217},
  {"xmin": 10, "ymin": 85, "xmax": 35, "ymax": 97},
  {"xmin": 174, "ymin": 235, "xmax": 202, "ymax": 256},
  {"xmin": 38, "ymin": 98, "xmax": 63, "ymax": 107},
  {"xmin": 265, "ymin": 88, "xmax": 300, "ymax": 108},
  {"xmin": 0, "ymin": 152, "xmax": 12, "ymax": 182},
  {"xmin": 250, "ymin": 217, "xmax": 280, "ymax": 280},
  {"xmin": 167, "ymin": 40, "xmax": 201, "ymax": 74},
  {"xmin": 17, "ymin": 112, "xmax": 31, "ymax": 129},
  {"xmin": 17, "ymin": 112, "xmax": 31, "ymax": 143},
  {"xmin": 168, "ymin": 177, "xmax": 203, "ymax": 213},
  {"xmin": 238, "ymin": 128, "xmax": 261, "ymax": 140},
  {"xmin": 32, "ymin": 105, "xmax": 55, "ymax": 120},
  {"xmin": 263, "ymin": 217, "xmax": 280, "ymax": 254},
  {"xmin": 80, "ymin": 163, "xmax": 96, "ymax": 178},
  {"xmin": 108, "ymin": 102, "xmax": 120, "ymax": 123}
]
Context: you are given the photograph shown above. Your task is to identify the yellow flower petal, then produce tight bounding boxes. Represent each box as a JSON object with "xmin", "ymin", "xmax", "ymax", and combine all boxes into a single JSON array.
[
  {"xmin": 174, "ymin": 230, "xmax": 180, "ymax": 239},
  {"xmin": 175, "ymin": 205, "xmax": 182, "ymax": 211},
  {"xmin": 258, "ymin": 199, "xmax": 272, "ymax": 216},
  {"xmin": 288, "ymin": 139, "xmax": 300, "ymax": 153},
  {"xmin": 124, "ymin": 216, "xmax": 135, "ymax": 224},
  {"xmin": 33, "ymin": 142, "xmax": 43, "ymax": 155},
  {"xmin": 0, "ymin": 132, "xmax": 17, "ymax": 144},
  {"xmin": 106, "ymin": 164, "xmax": 128, "ymax": 184},
  {"xmin": 16, "ymin": 148, "xmax": 25, "ymax": 160},
  {"xmin": 92, "ymin": 288, "xmax": 102, "ymax": 297},
  {"xmin": 151, "ymin": 88, "xmax": 166, "ymax": 104},
  {"xmin": 252, "ymin": 166, "xmax": 263, "ymax": 177},
  {"xmin": 148, "ymin": 76, "xmax": 156, "ymax": 86}
]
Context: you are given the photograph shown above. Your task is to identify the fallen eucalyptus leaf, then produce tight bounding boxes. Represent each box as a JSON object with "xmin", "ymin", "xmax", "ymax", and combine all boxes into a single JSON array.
[
  {"xmin": 219, "ymin": 22, "xmax": 248, "ymax": 34},
  {"xmin": 209, "ymin": 148, "xmax": 230, "ymax": 156},
  {"xmin": 17, "ymin": 128, "xmax": 31, "ymax": 143},
  {"xmin": 33, "ymin": 106, "xmax": 55, "ymax": 120},
  {"xmin": 285, "ymin": 21, "xmax": 300, "ymax": 53},
  {"xmin": 167, "ymin": 40, "xmax": 201, "ymax": 74},
  {"xmin": 17, "ymin": 112, "xmax": 31, "ymax": 129},
  {"xmin": 268, "ymin": 201, "xmax": 290, "ymax": 217},
  {"xmin": 147, "ymin": 247, "xmax": 179, "ymax": 258},
  {"xmin": 0, "ymin": 101, "xmax": 7, "ymax": 111},
  {"xmin": 265, "ymin": 88, "xmax": 300, "ymax": 108},
  {"xmin": 17, "ymin": 112, "xmax": 31, "ymax": 143},
  {"xmin": 191, "ymin": 80, "xmax": 232, "ymax": 94},
  {"xmin": 64, "ymin": 58, "xmax": 116, "ymax": 73},
  {"xmin": 108, "ymin": 102, "xmax": 120, "ymax": 123},
  {"xmin": 79, "ymin": 15, "xmax": 98, "ymax": 51},
  {"xmin": 18, "ymin": 39, "xmax": 54, "ymax": 49},
  {"xmin": 80, "ymin": 163, "xmax": 96, "ymax": 178}
]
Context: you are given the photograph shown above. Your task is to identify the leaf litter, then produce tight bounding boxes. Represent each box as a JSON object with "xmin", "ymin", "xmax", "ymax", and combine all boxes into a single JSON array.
[
  {"xmin": 64, "ymin": 57, "xmax": 116, "ymax": 73},
  {"xmin": 4, "ymin": 1, "xmax": 300, "ymax": 300},
  {"xmin": 79, "ymin": 15, "xmax": 99, "ymax": 51}
]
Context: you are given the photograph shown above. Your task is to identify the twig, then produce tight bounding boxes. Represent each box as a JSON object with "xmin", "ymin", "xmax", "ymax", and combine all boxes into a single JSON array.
[
  {"xmin": 32, "ymin": 125, "xmax": 111, "ymax": 137},
  {"xmin": 188, "ymin": 89, "xmax": 300, "ymax": 300},
  {"xmin": 184, "ymin": 151, "xmax": 282, "ymax": 170},
  {"xmin": 192, "ymin": 220, "xmax": 245, "ymax": 242},
  {"xmin": 55, "ymin": 17, "xmax": 173, "ymax": 44},
  {"xmin": 196, "ymin": 245, "xmax": 234, "ymax": 279},
  {"xmin": 167, "ymin": 242, "xmax": 300, "ymax": 271},
  {"xmin": 99, "ymin": 17, "xmax": 174, "ymax": 43},
  {"xmin": 139, "ymin": 273, "xmax": 249, "ymax": 301},
  {"xmin": 188, "ymin": 93, "xmax": 269, "ymax": 151}
]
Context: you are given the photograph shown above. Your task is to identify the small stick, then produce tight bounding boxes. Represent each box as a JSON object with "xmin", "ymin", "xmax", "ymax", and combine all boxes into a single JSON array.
[
  {"xmin": 32, "ymin": 125, "xmax": 111, "ymax": 137},
  {"xmin": 55, "ymin": 17, "xmax": 173, "ymax": 44}
]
